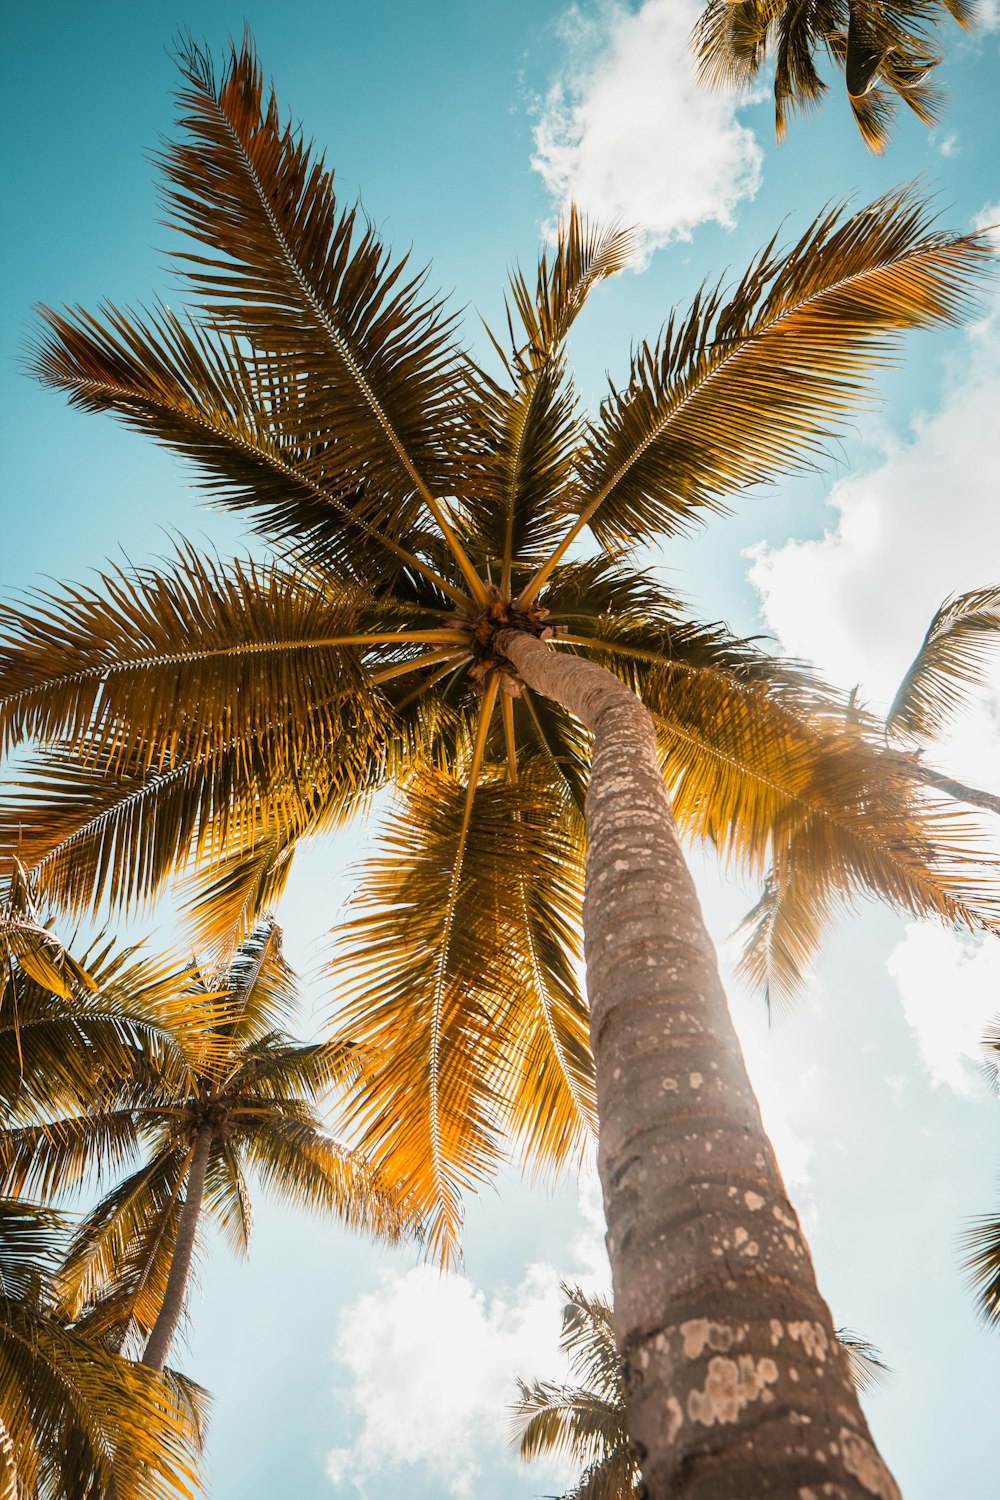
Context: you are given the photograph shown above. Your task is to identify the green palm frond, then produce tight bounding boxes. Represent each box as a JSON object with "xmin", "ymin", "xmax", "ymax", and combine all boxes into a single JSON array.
[
  {"xmin": 888, "ymin": 584, "xmax": 1000, "ymax": 740},
  {"xmin": 541, "ymin": 193, "xmax": 990, "ymax": 567}
]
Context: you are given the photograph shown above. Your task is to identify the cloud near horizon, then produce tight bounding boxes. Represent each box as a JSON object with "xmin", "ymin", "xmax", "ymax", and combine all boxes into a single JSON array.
[
  {"xmin": 325, "ymin": 1172, "xmax": 609, "ymax": 1496},
  {"xmin": 532, "ymin": 0, "xmax": 763, "ymax": 262}
]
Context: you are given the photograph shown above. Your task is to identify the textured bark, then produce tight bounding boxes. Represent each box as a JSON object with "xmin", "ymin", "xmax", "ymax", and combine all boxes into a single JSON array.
[
  {"xmin": 142, "ymin": 1126, "xmax": 212, "ymax": 1373},
  {"xmin": 497, "ymin": 630, "xmax": 899, "ymax": 1500}
]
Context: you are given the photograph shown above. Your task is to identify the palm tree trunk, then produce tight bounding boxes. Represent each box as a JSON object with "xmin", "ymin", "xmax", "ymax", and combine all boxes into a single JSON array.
[
  {"xmin": 142, "ymin": 1127, "xmax": 212, "ymax": 1374},
  {"xmin": 497, "ymin": 631, "xmax": 899, "ymax": 1500}
]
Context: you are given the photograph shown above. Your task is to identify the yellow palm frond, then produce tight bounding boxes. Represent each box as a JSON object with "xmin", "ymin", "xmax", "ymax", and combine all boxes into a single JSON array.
[
  {"xmin": 534, "ymin": 192, "xmax": 991, "ymax": 576},
  {"xmin": 162, "ymin": 34, "xmax": 482, "ymax": 598},
  {"xmin": 888, "ymin": 584, "xmax": 1000, "ymax": 741}
]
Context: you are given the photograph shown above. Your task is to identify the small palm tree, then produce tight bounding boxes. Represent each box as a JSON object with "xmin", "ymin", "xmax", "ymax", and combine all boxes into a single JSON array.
[
  {"xmin": 693, "ymin": 0, "xmax": 974, "ymax": 153},
  {"xmin": 513, "ymin": 1285, "xmax": 639, "ymax": 1500},
  {"xmin": 0, "ymin": 1197, "xmax": 203, "ymax": 1500},
  {"xmin": 513, "ymin": 1287, "xmax": 890, "ymax": 1500},
  {"xmin": 0, "ymin": 919, "xmax": 407, "ymax": 1372},
  {"xmin": 3, "ymin": 37, "xmax": 997, "ymax": 1493}
]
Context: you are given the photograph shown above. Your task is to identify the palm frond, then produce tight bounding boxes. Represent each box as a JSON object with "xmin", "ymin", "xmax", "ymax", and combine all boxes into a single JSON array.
[
  {"xmin": 533, "ymin": 192, "xmax": 992, "ymax": 576},
  {"xmin": 0, "ymin": 546, "xmax": 393, "ymax": 769},
  {"xmin": 888, "ymin": 584, "xmax": 1000, "ymax": 740},
  {"xmin": 961, "ymin": 1213, "xmax": 1000, "ymax": 1327},
  {"xmin": 29, "ymin": 303, "xmax": 459, "ymax": 595},
  {"xmin": 835, "ymin": 1327, "xmax": 891, "ymax": 1392},
  {"xmin": 327, "ymin": 768, "xmax": 552, "ymax": 1264},
  {"xmin": 161, "ymin": 34, "xmax": 480, "ymax": 593}
]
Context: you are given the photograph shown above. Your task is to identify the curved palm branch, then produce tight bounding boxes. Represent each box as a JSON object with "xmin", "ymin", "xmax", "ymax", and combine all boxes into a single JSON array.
[
  {"xmin": 0, "ymin": 1198, "xmax": 203, "ymax": 1500},
  {"xmin": 888, "ymin": 584, "xmax": 1000, "ymax": 741},
  {"xmin": 693, "ymin": 0, "xmax": 973, "ymax": 153}
]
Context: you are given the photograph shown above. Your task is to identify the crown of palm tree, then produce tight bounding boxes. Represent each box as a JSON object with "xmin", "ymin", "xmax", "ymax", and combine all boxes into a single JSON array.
[
  {"xmin": 0, "ymin": 919, "xmax": 408, "ymax": 1363},
  {"xmin": 0, "ymin": 1197, "xmax": 203, "ymax": 1500},
  {"xmin": 693, "ymin": 0, "xmax": 974, "ymax": 153},
  {"xmin": 1, "ymin": 37, "xmax": 996, "ymax": 1274}
]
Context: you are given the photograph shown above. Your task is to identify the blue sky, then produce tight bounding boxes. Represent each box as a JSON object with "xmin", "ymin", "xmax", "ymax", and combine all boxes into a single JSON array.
[{"xmin": 4, "ymin": 2, "xmax": 1000, "ymax": 1496}]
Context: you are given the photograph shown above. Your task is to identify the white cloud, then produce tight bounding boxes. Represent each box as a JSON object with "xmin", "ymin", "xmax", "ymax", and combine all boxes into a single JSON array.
[
  {"xmin": 326, "ymin": 1174, "xmax": 608, "ymax": 1495},
  {"xmin": 532, "ymin": 0, "xmax": 763, "ymax": 261},
  {"xmin": 886, "ymin": 924, "xmax": 1000, "ymax": 1093},
  {"xmin": 748, "ymin": 292, "xmax": 1000, "ymax": 712}
]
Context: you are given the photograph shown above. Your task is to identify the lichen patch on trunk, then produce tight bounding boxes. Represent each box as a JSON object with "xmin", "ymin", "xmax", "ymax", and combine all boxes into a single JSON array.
[
  {"xmin": 839, "ymin": 1430, "xmax": 902, "ymax": 1498},
  {"xmin": 687, "ymin": 1353, "xmax": 779, "ymax": 1425}
]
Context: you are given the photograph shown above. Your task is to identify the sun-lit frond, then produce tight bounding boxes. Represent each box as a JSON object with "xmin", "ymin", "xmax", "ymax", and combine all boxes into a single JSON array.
[
  {"xmin": 505, "ymin": 210, "xmax": 636, "ymax": 369},
  {"xmin": 732, "ymin": 869, "xmax": 833, "ymax": 1015},
  {"xmin": 0, "ymin": 1109, "xmax": 148, "ymax": 1202},
  {"xmin": 203, "ymin": 1141, "xmax": 253, "ymax": 1258},
  {"xmin": 0, "ymin": 1301, "xmax": 201, "ymax": 1500},
  {"xmin": 179, "ymin": 821, "xmax": 298, "ymax": 954},
  {"xmin": 491, "ymin": 761, "xmax": 595, "ymax": 1176},
  {"xmin": 0, "ymin": 545, "xmax": 394, "ymax": 770},
  {"xmin": 206, "ymin": 918, "xmax": 297, "ymax": 1047},
  {"xmin": 0, "ymin": 940, "xmax": 195, "ymax": 1122},
  {"xmin": 3, "ymin": 710, "xmax": 382, "ymax": 918},
  {"xmin": 0, "ymin": 861, "xmax": 96, "ymax": 1003},
  {"xmin": 160, "ymin": 33, "xmax": 476, "ymax": 583},
  {"xmin": 961, "ymin": 1211, "xmax": 1000, "ymax": 1327},
  {"xmin": 0, "ymin": 1200, "xmax": 65, "ymax": 1303},
  {"xmin": 29, "ymin": 303, "xmax": 451, "ymax": 591},
  {"xmin": 559, "ymin": 193, "xmax": 992, "ymax": 561},
  {"xmin": 888, "ymin": 583, "xmax": 1000, "ymax": 741},
  {"xmin": 327, "ymin": 768, "xmax": 555, "ymax": 1264},
  {"xmin": 237, "ymin": 1113, "xmax": 408, "ymax": 1243}
]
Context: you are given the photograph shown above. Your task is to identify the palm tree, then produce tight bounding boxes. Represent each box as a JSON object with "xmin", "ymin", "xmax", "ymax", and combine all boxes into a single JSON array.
[
  {"xmin": 512, "ymin": 1284, "xmax": 640, "ymax": 1500},
  {"xmin": 0, "ymin": 1196, "xmax": 203, "ymax": 1500},
  {"xmin": 513, "ymin": 1286, "xmax": 890, "ymax": 1500},
  {"xmin": 0, "ymin": 919, "xmax": 407, "ymax": 1373},
  {"xmin": 736, "ymin": 582, "xmax": 1000, "ymax": 1008},
  {"xmin": 693, "ymin": 0, "xmax": 975, "ymax": 153},
  {"xmin": 2, "ymin": 36, "xmax": 997, "ymax": 1492}
]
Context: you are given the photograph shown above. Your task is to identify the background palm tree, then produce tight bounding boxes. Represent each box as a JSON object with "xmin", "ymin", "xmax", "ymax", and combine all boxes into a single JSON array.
[
  {"xmin": 2, "ymin": 35, "xmax": 997, "ymax": 1494},
  {"xmin": 0, "ymin": 1196, "xmax": 204, "ymax": 1500},
  {"xmin": 512, "ymin": 1285, "xmax": 889, "ymax": 1500},
  {"xmin": 0, "ymin": 919, "xmax": 407, "ymax": 1373},
  {"xmin": 693, "ymin": 0, "xmax": 974, "ymax": 152}
]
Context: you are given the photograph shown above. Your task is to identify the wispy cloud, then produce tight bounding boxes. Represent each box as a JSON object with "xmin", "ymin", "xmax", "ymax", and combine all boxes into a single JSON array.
[
  {"xmin": 326, "ymin": 1174, "xmax": 608, "ymax": 1496},
  {"xmin": 532, "ymin": 0, "xmax": 763, "ymax": 263},
  {"xmin": 887, "ymin": 924, "xmax": 1000, "ymax": 1094}
]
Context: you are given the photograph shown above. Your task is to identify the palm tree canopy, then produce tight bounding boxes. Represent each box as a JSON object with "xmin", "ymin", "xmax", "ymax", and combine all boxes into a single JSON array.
[
  {"xmin": 2, "ymin": 35, "xmax": 997, "ymax": 1262},
  {"xmin": 0, "ymin": 920, "xmax": 407, "ymax": 1353},
  {"xmin": 0, "ymin": 1197, "xmax": 204, "ymax": 1500},
  {"xmin": 693, "ymin": 0, "xmax": 975, "ymax": 153},
  {"xmin": 512, "ymin": 1284, "xmax": 640, "ymax": 1500}
]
